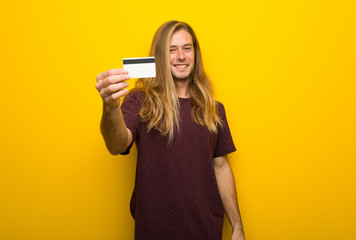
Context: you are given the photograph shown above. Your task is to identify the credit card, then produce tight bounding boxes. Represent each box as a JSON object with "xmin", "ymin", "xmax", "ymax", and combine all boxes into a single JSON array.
[{"xmin": 123, "ymin": 57, "xmax": 156, "ymax": 78}]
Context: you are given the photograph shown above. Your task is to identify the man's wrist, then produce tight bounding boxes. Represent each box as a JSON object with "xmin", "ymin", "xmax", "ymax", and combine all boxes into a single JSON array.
[
  {"xmin": 232, "ymin": 222, "xmax": 244, "ymax": 234},
  {"xmin": 232, "ymin": 228, "xmax": 245, "ymax": 240},
  {"xmin": 103, "ymin": 101, "xmax": 121, "ymax": 112}
]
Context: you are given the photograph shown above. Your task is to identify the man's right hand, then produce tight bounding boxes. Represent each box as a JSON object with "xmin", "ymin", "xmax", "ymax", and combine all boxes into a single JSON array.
[
  {"xmin": 95, "ymin": 69, "xmax": 131, "ymax": 109},
  {"xmin": 96, "ymin": 69, "xmax": 133, "ymax": 155}
]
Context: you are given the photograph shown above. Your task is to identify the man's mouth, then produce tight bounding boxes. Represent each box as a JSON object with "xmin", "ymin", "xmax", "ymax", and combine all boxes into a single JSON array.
[{"xmin": 174, "ymin": 64, "xmax": 188, "ymax": 69}]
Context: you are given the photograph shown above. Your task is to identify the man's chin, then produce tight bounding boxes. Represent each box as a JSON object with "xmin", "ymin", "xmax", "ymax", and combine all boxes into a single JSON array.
[
  {"xmin": 172, "ymin": 71, "xmax": 193, "ymax": 81},
  {"xmin": 172, "ymin": 74, "xmax": 191, "ymax": 82}
]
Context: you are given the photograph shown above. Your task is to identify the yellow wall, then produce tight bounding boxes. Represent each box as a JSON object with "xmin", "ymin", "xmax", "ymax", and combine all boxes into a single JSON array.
[{"xmin": 1, "ymin": 0, "xmax": 355, "ymax": 239}]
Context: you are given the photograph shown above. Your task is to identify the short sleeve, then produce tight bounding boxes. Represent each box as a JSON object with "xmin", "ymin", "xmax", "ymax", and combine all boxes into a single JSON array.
[
  {"xmin": 213, "ymin": 102, "xmax": 236, "ymax": 158},
  {"xmin": 120, "ymin": 91, "xmax": 143, "ymax": 155}
]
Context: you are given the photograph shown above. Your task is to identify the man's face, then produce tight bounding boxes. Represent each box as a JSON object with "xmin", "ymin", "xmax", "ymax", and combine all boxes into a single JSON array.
[{"xmin": 169, "ymin": 29, "xmax": 195, "ymax": 81}]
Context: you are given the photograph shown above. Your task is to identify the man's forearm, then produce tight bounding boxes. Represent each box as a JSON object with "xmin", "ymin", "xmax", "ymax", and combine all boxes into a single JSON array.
[
  {"xmin": 100, "ymin": 103, "xmax": 130, "ymax": 155},
  {"xmin": 214, "ymin": 156, "xmax": 245, "ymax": 237}
]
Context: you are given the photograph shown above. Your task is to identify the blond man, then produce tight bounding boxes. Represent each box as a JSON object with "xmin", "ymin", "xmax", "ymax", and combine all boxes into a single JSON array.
[{"xmin": 96, "ymin": 21, "xmax": 245, "ymax": 240}]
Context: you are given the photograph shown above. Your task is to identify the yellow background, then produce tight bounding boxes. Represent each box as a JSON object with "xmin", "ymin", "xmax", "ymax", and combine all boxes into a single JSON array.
[{"xmin": 1, "ymin": 0, "xmax": 355, "ymax": 239}]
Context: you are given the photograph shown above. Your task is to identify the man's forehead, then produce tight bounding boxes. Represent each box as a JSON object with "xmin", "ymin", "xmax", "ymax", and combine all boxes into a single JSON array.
[{"xmin": 170, "ymin": 30, "xmax": 193, "ymax": 46}]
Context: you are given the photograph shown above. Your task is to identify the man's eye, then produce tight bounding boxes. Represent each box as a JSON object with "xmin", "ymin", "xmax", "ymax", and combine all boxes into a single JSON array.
[
  {"xmin": 170, "ymin": 49, "xmax": 175, "ymax": 52},
  {"xmin": 184, "ymin": 47, "xmax": 192, "ymax": 51}
]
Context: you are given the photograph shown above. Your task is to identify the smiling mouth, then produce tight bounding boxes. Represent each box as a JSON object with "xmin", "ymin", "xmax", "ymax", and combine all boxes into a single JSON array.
[{"xmin": 174, "ymin": 64, "xmax": 188, "ymax": 69}]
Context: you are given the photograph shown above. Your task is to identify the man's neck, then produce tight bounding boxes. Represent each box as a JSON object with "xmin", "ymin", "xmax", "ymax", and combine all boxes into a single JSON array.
[{"xmin": 174, "ymin": 78, "xmax": 191, "ymax": 98}]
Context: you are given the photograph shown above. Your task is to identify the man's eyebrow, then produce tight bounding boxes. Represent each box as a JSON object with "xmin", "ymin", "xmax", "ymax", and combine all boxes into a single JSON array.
[{"xmin": 170, "ymin": 43, "xmax": 193, "ymax": 47}]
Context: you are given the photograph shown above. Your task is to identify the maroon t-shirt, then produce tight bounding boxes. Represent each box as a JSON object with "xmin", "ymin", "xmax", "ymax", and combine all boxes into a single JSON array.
[{"xmin": 120, "ymin": 91, "xmax": 236, "ymax": 240}]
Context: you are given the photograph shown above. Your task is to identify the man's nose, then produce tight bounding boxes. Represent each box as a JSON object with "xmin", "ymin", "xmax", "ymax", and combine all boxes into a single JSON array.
[{"xmin": 177, "ymin": 49, "xmax": 185, "ymax": 60}]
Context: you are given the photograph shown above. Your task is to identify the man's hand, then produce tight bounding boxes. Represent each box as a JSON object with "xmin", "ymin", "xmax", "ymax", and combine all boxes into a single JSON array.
[
  {"xmin": 95, "ymin": 69, "xmax": 131, "ymax": 109},
  {"xmin": 231, "ymin": 229, "xmax": 245, "ymax": 240},
  {"xmin": 96, "ymin": 69, "xmax": 133, "ymax": 155}
]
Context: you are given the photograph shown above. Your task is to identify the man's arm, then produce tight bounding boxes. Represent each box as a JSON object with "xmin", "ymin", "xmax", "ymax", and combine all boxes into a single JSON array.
[
  {"xmin": 96, "ymin": 69, "xmax": 133, "ymax": 155},
  {"xmin": 100, "ymin": 104, "xmax": 133, "ymax": 155},
  {"xmin": 213, "ymin": 155, "xmax": 245, "ymax": 240}
]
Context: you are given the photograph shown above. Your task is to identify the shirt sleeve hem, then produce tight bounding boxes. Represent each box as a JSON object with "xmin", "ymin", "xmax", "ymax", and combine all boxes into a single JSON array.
[{"xmin": 213, "ymin": 147, "xmax": 237, "ymax": 158}]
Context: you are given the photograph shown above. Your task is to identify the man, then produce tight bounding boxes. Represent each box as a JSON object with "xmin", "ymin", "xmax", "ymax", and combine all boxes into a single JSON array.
[{"xmin": 95, "ymin": 20, "xmax": 245, "ymax": 240}]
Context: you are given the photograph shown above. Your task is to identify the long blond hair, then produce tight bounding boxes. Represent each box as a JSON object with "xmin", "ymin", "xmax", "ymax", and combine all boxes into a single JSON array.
[{"xmin": 133, "ymin": 20, "xmax": 221, "ymax": 141}]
